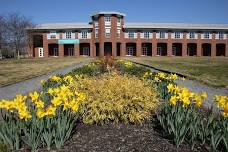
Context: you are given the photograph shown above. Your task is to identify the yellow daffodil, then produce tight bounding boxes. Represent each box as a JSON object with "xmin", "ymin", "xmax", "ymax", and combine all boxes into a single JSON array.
[
  {"xmin": 170, "ymin": 96, "xmax": 178, "ymax": 105},
  {"xmin": 222, "ymin": 102, "xmax": 228, "ymax": 117},
  {"xmin": 29, "ymin": 91, "xmax": 39, "ymax": 102},
  {"xmin": 35, "ymin": 100, "xmax": 45, "ymax": 108},
  {"xmin": 50, "ymin": 75, "xmax": 62, "ymax": 82},
  {"xmin": 201, "ymin": 91, "xmax": 207, "ymax": 99},
  {"xmin": 36, "ymin": 108, "xmax": 46, "ymax": 118},
  {"xmin": 51, "ymin": 97, "xmax": 62, "ymax": 107},
  {"xmin": 45, "ymin": 106, "xmax": 56, "ymax": 116}
]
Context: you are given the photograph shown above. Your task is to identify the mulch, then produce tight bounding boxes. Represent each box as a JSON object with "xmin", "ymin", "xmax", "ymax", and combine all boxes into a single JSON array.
[{"xmin": 28, "ymin": 120, "xmax": 206, "ymax": 152}]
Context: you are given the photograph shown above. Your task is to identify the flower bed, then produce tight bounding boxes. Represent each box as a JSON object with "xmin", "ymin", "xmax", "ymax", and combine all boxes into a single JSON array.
[{"xmin": 0, "ymin": 57, "xmax": 227, "ymax": 152}]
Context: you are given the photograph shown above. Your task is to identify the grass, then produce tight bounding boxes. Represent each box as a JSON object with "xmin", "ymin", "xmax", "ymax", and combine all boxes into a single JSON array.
[
  {"xmin": 0, "ymin": 57, "xmax": 93, "ymax": 86},
  {"xmin": 124, "ymin": 57, "xmax": 228, "ymax": 88}
]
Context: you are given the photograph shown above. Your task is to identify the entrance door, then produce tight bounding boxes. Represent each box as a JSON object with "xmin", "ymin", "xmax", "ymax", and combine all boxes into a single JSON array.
[
  {"xmin": 126, "ymin": 47, "xmax": 134, "ymax": 56},
  {"xmin": 104, "ymin": 42, "xmax": 112, "ymax": 56},
  {"xmin": 83, "ymin": 47, "xmax": 89, "ymax": 56},
  {"xmin": 53, "ymin": 48, "xmax": 58, "ymax": 56},
  {"xmin": 68, "ymin": 48, "xmax": 74, "ymax": 56},
  {"xmin": 142, "ymin": 47, "xmax": 148, "ymax": 56},
  {"xmin": 38, "ymin": 48, "xmax": 44, "ymax": 57},
  {"xmin": 157, "ymin": 47, "xmax": 162, "ymax": 56}
]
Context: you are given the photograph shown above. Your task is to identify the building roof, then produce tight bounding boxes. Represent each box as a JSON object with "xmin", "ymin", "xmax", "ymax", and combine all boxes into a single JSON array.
[
  {"xmin": 30, "ymin": 23, "xmax": 93, "ymax": 30},
  {"xmin": 91, "ymin": 11, "xmax": 126, "ymax": 17},
  {"xmin": 124, "ymin": 23, "xmax": 228, "ymax": 30}
]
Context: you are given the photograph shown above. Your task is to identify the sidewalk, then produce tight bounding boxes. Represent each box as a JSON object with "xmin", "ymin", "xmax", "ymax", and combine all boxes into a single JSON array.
[{"xmin": 0, "ymin": 61, "xmax": 91, "ymax": 100}]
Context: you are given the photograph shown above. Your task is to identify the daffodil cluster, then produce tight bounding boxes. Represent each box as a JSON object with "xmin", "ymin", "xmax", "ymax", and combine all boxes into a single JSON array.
[
  {"xmin": 214, "ymin": 95, "xmax": 228, "ymax": 117},
  {"xmin": 117, "ymin": 59, "xmax": 133, "ymax": 68},
  {"xmin": 167, "ymin": 83, "xmax": 207, "ymax": 107},
  {"xmin": 151, "ymin": 72, "xmax": 179, "ymax": 82},
  {"xmin": 0, "ymin": 75, "xmax": 86, "ymax": 121},
  {"xmin": 0, "ymin": 94, "xmax": 31, "ymax": 120}
]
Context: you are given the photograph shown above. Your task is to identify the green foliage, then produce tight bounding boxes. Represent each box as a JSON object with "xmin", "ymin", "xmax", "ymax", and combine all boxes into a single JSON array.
[
  {"xmin": 157, "ymin": 100, "xmax": 228, "ymax": 151},
  {"xmin": 0, "ymin": 142, "xmax": 9, "ymax": 152},
  {"xmin": 157, "ymin": 102, "xmax": 195, "ymax": 148},
  {"xmin": 22, "ymin": 117, "xmax": 44, "ymax": 151},
  {"xmin": 69, "ymin": 62, "xmax": 101, "ymax": 76},
  {"xmin": 0, "ymin": 113, "xmax": 22, "ymax": 150},
  {"xmin": 77, "ymin": 73, "xmax": 159, "ymax": 124},
  {"xmin": 117, "ymin": 60, "xmax": 151, "ymax": 78},
  {"xmin": 53, "ymin": 110, "xmax": 77, "ymax": 149}
]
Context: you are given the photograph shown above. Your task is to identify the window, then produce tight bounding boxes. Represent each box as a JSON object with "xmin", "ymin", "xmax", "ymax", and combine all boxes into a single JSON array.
[
  {"xmin": 50, "ymin": 35, "xmax": 56, "ymax": 39},
  {"xmin": 65, "ymin": 31, "xmax": 72, "ymax": 39},
  {"xmin": 94, "ymin": 21, "xmax": 99, "ymax": 27},
  {"xmin": 144, "ymin": 32, "xmax": 150, "ymax": 38},
  {"xmin": 117, "ymin": 18, "xmax": 121, "ymax": 23},
  {"xmin": 159, "ymin": 32, "xmax": 165, "ymax": 38},
  {"xmin": 142, "ymin": 47, "xmax": 148, "ymax": 56},
  {"xmin": 117, "ymin": 29, "xmax": 121, "ymax": 38},
  {"xmin": 128, "ymin": 32, "xmax": 135, "ymax": 38},
  {"xmin": 95, "ymin": 29, "xmax": 99, "ymax": 38},
  {"xmin": 174, "ymin": 32, "xmax": 180, "ymax": 39},
  {"xmin": 189, "ymin": 32, "xmax": 195, "ymax": 39},
  {"xmin": 82, "ymin": 31, "xmax": 88, "ymax": 39},
  {"xmin": 117, "ymin": 18, "xmax": 121, "ymax": 26},
  {"xmin": 157, "ymin": 47, "xmax": 162, "ymax": 56},
  {"xmin": 218, "ymin": 32, "xmax": 224, "ymax": 39},
  {"xmin": 126, "ymin": 47, "xmax": 134, "ymax": 56},
  {"xmin": 204, "ymin": 32, "xmax": 210, "ymax": 39},
  {"xmin": 49, "ymin": 31, "xmax": 57, "ymax": 39},
  {"xmin": 105, "ymin": 28, "xmax": 111, "ymax": 38},
  {"xmin": 105, "ymin": 16, "xmax": 111, "ymax": 22}
]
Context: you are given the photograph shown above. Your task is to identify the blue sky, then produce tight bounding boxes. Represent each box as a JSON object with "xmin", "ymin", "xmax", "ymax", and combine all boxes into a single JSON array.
[{"xmin": 0, "ymin": 0, "xmax": 228, "ymax": 24}]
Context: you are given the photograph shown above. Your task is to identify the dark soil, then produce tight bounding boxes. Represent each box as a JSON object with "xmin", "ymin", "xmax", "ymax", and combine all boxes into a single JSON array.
[{"xmin": 25, "ymin": 121, "xmax": 206, "ymax": 152}]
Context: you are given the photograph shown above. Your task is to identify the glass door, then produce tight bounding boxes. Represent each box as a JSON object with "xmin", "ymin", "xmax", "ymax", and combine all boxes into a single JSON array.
[{"xmin": 126, "ymin": 47, "xmax": 134, "ymax": 56}]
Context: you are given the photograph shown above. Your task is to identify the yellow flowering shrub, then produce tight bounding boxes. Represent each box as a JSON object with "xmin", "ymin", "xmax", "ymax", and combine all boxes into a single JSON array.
[{"xmin": 77, "ymin": 72, "xmax": 159, "ymax": 124}]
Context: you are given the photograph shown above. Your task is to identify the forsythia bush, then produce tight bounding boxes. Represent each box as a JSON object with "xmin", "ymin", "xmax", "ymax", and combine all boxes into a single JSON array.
[{"xmin": 77, "ymin": 72, "xmax": 159, "ymax": 124}]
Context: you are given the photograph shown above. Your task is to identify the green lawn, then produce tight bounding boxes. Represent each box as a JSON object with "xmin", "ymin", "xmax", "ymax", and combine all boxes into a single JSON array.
[
  {"xmin": 125, "ymin": 57, "xmax": 228, "ymax": 88},
  {"xmin": 0, "ymin": 57, "xmax": 93, "ymax": 86}
]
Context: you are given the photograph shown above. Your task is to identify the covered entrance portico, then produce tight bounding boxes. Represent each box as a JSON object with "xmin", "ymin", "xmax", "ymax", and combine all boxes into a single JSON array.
[{"xmin": 104, "ymin": 42, "xmax": 112, "ymax": 56}]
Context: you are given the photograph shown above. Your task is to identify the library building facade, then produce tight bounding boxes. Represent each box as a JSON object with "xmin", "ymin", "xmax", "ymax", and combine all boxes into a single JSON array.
[{"xmin": 28, "ymin": 11, "xmax": 228, "ymax": 58}]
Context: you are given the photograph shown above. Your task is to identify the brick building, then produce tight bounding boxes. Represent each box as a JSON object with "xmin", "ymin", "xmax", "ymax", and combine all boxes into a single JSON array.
[{"xmin": 27, "ymin": 11, "xmax": 228, "ymax": 58}]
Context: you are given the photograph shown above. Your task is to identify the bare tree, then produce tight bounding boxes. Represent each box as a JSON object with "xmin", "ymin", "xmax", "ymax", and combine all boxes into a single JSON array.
[{"xmin": 5, "ymin": 13, "xmax": 34, "ymax": 59}]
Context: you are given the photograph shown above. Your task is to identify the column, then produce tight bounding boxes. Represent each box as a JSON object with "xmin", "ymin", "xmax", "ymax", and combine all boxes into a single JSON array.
[
  {"xmin": 43, "ymin": 33, "xmax": 49, "ymax": 58},
  {"xmin": 152, "ymin": 32, "xmax": 157, "ymax": 56},
  {"xmin": 182, "ymin": 32, "xmax": 187, "ymax": 56},
  {"xmin": 121, "ymin": 42, "xmax": 126, "ymax": 56},
  {"xmin": 136, "ymin": 42, "xmax": 141, "ymax": 57},
  {"xmin": 58, "ymin": 44, "xmax": 64, "ymax": 57},
  {"xmin": 112, "ymin": 42, "xmax": 117, "ymax": 57},
  {"xmin": 197, "ymin": 33, "xmax": 202, "ymax": 56},
  {"xmin": 90, "ymin": 42, "xmax": 94, "ymax": 57},
  {"xmin": 100, "ymin": 42, "xmax": 104, "ymax": 57},
  {"xmin": 211, "ymin": 33, "xmax": 216, "ymax": 57},
  {"xmin": 136, "ymin": 32, "xmax": 141, "ymax": 56},
  {"xmin": 167, "ymin": 32, "xmax": 172, "ymax": 56},
  {"xmin": 74, "ymin": 44, "xmax": 79, "ymax": 56}
]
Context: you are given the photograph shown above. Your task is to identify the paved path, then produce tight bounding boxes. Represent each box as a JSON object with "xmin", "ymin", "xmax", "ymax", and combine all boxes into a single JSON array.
[
  {"xmin": 134, "ymin": 62, "xmax": 228, "ymax": 109},
  {"xmin": 0, "ymin": 61, "xmax": 91, "ymax": 100}
]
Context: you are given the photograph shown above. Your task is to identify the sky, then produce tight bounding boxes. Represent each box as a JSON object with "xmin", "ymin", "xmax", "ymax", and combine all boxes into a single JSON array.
[{"xmin": 0, "ymin": 0, "xmax": 228, "ymax": 24}]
